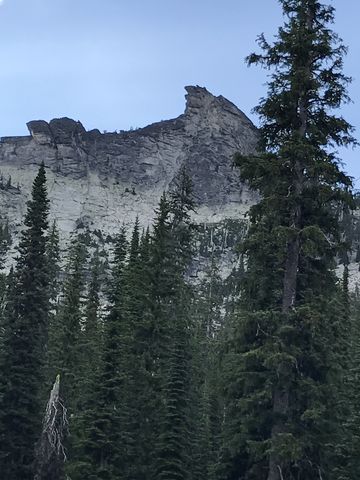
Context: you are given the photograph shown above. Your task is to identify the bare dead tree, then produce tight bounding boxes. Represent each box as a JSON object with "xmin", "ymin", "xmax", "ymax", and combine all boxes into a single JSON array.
[{"xmin": 34, "ymin": 374, "xmax": 68, "ymax": 480}]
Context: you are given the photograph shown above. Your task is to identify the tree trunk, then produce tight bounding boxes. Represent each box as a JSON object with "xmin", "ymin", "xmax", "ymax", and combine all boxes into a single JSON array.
[
  {"xmin": 267, "ymin": 230, "xmax": 301, "ymax": 480},
  {"xmin": 34, "ymin": 375, "xmax": 68, "ymax": 480},
  {"xmin": 267, "ymin": 7, "xmax": 313, "ymax": 476},
  {"xmin": 267, "ymin": 200, "xmax": 302, "ymax": 480}
]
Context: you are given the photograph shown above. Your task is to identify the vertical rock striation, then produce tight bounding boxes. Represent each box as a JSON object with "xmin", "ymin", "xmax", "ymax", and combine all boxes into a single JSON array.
[{"xmin": 0, "ymin": 86, "xmax": 258, "ymax": 240}]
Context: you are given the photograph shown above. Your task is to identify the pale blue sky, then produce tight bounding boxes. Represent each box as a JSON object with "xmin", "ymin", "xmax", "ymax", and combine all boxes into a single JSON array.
[{"xmin": 0, "ymin": 0, "xmax": 359, "ymax": 183}]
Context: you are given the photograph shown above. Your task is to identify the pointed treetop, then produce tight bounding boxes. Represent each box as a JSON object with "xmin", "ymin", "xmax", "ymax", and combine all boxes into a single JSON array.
[{"xmin": 128, "ymin": 217, "xmax": 140, "ymax": 266}]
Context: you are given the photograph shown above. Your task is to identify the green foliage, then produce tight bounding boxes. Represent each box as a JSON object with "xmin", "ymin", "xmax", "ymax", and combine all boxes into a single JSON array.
[
  {"xmin": 79, "ymin": 228, "xmax": 128, "ymax": 480},
  {"xmin": 82, "ymin": 247, "xmax": 103, "ymax": 387},
  {"xmin": 343, "ymin": 290, "xmax": 360, "ymax": 478},
  {"xmin": 47, "ymin": 220, "xmax": 61, "ymax": 308},
  {"xmin": 221, "ymin": 1, "xmax": 357, "ymax": 479},
  {"xmin": 46, "ymin": 234, "xmax": 89, "ymax": 479},
  {"xmin": 0, "ymin": 164, "xmax": 50, "ymax": 480},
  {"xmin": 50, "ymin": 236, "xmax": 88, "ymax": 412}
]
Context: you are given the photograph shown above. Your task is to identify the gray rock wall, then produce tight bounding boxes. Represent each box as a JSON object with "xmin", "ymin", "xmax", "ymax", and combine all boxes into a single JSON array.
[{"xmin": 0, "ymin": 86, "xmax": 258, "ymax": 240}]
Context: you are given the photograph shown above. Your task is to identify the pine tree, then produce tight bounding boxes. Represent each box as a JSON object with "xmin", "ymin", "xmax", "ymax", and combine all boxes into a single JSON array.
[
  {"xmin": 82, "ymin": 246, "xmax": 103, "ymax": 391},
  {"xmin": 81, "ymin": 228, "xmax": 128, "ymax": 479},
  {"xmin": 190, "ymin": 256, "xmax": 225, "ymax": 480},
  {"xmin": 119, "ymin": 219, "xmax": 153, "ymax": 480},
  {"xmin": 62, "ymin": 245, "xmax": 105, "ymax": 480},
  {"xmin": 169, "ymin": 166, "xmax": 195, "ymax": 272},
  {"xmin": 0, "ymin": 164, "xmax": 50, "ymax": 480},
  {"xmin": 44, "ymin": 221, "xmax": 61, "ymax": 391},
  {"xmin": 220, "ymin": 2, "xmax": 356, "ymax": 479},
  {"xmin": 49, "ymin": 235, "xmax": 88, "ymax": 414},
  {"xmin": 47, "ymin": 220, "xmax": 61, "ymax": 309},
  {"xmin": 346, "ymin": 289, "xmax": 360, "ymax": 479},
  {"xmin": 151, "ymin": 172, "xmax": 196, "ymax": 480},
  {"xmin": 128, "ymin": 216, "xmax": 140, "ymax": 265},
  {"xmin": 122, "ymin": 225, "xmax": 158, "ymax": 480},
  {"xmin": 331, "ymin": 263, "xmax": 355, "ymax": 480},
  {"xmin": 43, "ymin": 234, "xmax": 88, "ymax": 479}
]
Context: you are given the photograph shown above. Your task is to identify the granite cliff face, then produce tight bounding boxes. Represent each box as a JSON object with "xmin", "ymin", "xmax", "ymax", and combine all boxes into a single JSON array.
[
  {"xmin": 1, "ymin": 86, "xmax": 359, "ymax": 288},
  {"xmin": 0, "ymin": 86, "xmax": 258, "ymax": 242}
]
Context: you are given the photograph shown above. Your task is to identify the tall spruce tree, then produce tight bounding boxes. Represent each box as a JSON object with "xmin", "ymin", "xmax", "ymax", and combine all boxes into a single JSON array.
[
  {"xmin": 220, "ymin": 2, "xmax": 356, "ymax": 480},
  {"xmin": 82, "ymin": 246, "xmax": 103, "ymax": 390},
  {"xmin": 190, "ymin": 256, "xmax": 225, "ymax": 480},
  {"xmin": 332, "ymin": 263, "xmax": 355, "ymax": 480},
  {"xmin": 0, "ymin": 164, "xmax": 50, "ymax": 480},
  {"xmin": 48, "ymin": 235, "xmax": 88, "ymax": 478},
  {"xmin": 49, "ymin": 235, "xmax": 88, "ymax": 415},
  {"xmin": 47, "ymin": 220, "xmax": 61, "ymax": 310},
  {"xmin": 346, "ymin": 289, "xmax": 360, "ymax": 479},
  {"xmin": 65, "ymin": 245, "xmax": 105, "ymax": 480},
  {"xmin": 45, "ymin": 221, "xmax": 61, "ymax": 390},
  {"xmin": 120, "ymin": 219, "xmax": 152, "ymax": 480},
  {"xmin": 81, "ymin": 228, "xmax": 128, "ymax": 480},
  {"xmin": 151, "ymin": 170, "xmax": 195, "ymax": 480}
]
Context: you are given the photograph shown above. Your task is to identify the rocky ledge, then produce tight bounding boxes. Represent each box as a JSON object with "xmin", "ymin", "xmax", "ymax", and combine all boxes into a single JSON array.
[{"xmin": 0, "ymin": 86, "xmax": 258, "ymax": 238}]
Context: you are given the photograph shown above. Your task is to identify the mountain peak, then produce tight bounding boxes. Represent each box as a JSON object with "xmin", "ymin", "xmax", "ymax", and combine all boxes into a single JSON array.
[
  {"xmin": 184, "ymin": 85, "xmax": 254, "ymax": 127},
  {"xmin": 0, "ymin": 87, "xmax": 258, "ymax": 239}
]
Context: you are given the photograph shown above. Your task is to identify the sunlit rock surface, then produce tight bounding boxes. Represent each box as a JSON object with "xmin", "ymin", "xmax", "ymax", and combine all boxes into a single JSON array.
[{"xmin": 0, "ymin": 86, "xmax": 258, "ymax": 241}]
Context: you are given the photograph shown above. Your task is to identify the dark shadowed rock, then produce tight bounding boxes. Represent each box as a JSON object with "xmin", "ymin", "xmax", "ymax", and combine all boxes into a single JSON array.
[
  {"xmin": 49, "ymin": 118, "xmax": 86, "ymax": 144},
  {"xmin": 27, "ymin": 120, "xmax": 54, "ymax": 145}
]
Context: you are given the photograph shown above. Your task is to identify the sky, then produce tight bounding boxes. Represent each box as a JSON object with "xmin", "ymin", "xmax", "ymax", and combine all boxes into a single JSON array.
[{"xmin": 0, "ymin": 0, "xmax": 359, "ymax": 183}]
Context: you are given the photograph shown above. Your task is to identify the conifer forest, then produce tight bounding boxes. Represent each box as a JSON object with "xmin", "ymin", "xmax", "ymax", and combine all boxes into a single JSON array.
[{"xmin": 1, "ymin": 1, "xmax": 360, "ymax": 479}]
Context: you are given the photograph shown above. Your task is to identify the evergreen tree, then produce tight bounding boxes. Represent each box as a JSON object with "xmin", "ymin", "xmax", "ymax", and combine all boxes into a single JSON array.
[
  {"xmin": 190, "ymin": 256, "xmax": 225, "ymax": 480},
  {"xmin": 122, "ymin": 225, "xmax": 158, "ymax": 480},
  {"xmin": 64, "ymin": 245, "xmax": 105, "ymax": 479},
  {"xmin": 49, "ymin": 235, "xmax": 88, "ymax": 414},
  {"xmin": 169, "ymin": 166, "xmax": 195, "ymax": 272},
  {"xmin": 47, "ymin": 220, "xmax": 61, "ymax": 309},
  {"xmin": 44, "ymin": 221, "xmax": 61, "ymax": 390},
  {"xmin": 82, "ymin": 246, "xmax": 103, "ymax": 390},
  {"xmin": 45, "ymin": 235, "xmax": 88, "ymax": 478},
  {"xmin": 0, "ymin": 164, "xmax": 50, "ymax": 480},
  {"xmin": 81, "ymin": 228, "xmax": 128, "ymax": 479},
  {"xmin": 128, "ymin": 216, "xmax": 140, "ymax": 265},
  {"xmin": 221, "ymin": 2, "xmax": 356, "ymax": 479},
  {"xmin": 119, "ymin": 220, "xmax": 153, "ymax": 480},
  {"xmin": 151, "ymin": 172, "xmax": 196, "ymax": 480},
  {"xmin": 345, "ymin": 289, "xmax": 360, "ymax": 479},
  {"xmin": 331, "ymin": 263, "xmax": 355, "ymax": 480}
]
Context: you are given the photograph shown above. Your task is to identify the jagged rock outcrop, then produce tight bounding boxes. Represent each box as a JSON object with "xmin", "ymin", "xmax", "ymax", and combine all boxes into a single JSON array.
[{"xmin": 0, "ymin": 86, "xmax": 258, "ymax": 241}]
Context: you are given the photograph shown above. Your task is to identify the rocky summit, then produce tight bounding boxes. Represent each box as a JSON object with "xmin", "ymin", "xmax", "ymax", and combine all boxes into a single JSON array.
[{"xmin": 0, "ymin": 86, "xmax": 258, "ymax": 242}]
